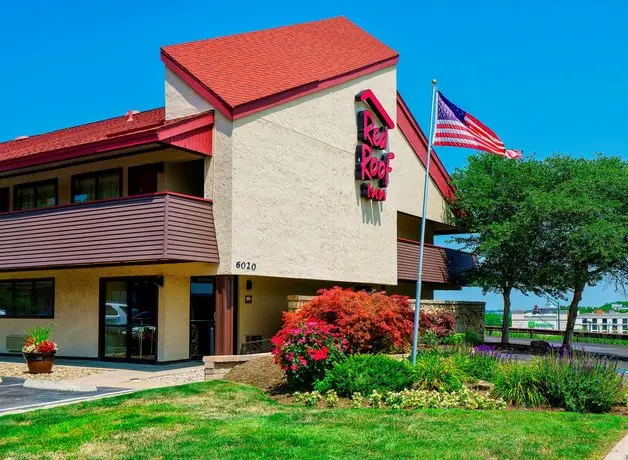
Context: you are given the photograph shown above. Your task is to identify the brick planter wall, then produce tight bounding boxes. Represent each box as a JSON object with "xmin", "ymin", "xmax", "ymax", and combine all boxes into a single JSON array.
[{"xmin": 410, "ymin": 300, "xmax": 486, "ymax": 336}]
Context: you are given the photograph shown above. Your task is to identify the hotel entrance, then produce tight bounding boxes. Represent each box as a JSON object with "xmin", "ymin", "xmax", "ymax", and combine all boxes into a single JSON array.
[
  {"xmin": 100, "ymin": 277, "xmax": 159, "ymax": 362},
  {"xmin": 189, "ymin": 277, "xmax": 216, "ymax": 359}
]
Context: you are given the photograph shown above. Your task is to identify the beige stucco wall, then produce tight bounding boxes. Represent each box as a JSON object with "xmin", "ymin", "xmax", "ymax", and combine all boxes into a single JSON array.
[
  {"xmin": 0, "ymin": 262, "xmax": 216, "ymax": 361},
  {"xmin": 166, "ymin": 69, "xmax": 235, "ymax": 276},
  {"xmin": 164, "ymin": 66, "xmax": 450, "ymax": 285},
  {"xmin": 0, "ymin": 149, "xmax": 200, "ymax": 211},
  {"xmin": 236, "ymin": 275, "xmax": 372, "ymax": 348},
  {"xmin": 387, "ymin": 130, "xmax": 448, "ymax": 223}
]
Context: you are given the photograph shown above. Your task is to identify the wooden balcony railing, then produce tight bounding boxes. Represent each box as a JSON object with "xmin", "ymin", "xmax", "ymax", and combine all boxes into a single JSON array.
[
  {"xmin": 397, "ymin": 238, "xmax": 475, "ymax": 285},
  {"xmin": 0, "ymin": 192, "xmax": 218, "ymax": 271}
]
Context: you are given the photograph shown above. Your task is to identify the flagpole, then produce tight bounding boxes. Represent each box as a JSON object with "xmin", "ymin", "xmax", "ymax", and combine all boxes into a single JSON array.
[{"xmin": 410, "ymin": 79, "xmax": 438, "ymax": 365}]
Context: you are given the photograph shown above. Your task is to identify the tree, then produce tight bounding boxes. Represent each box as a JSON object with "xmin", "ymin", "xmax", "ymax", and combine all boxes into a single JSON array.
[
  {"xmin": 529, "ymin": 155, "xmax": 628, "ymax": 348},
  {"xmin": 448, "ymin": 154, "xmax": 546, "ymax": 344}
]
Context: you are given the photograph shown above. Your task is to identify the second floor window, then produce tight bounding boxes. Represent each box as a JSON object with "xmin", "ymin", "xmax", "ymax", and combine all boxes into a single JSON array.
[
  {"xmin": 14, "ymin": 180, "xmax": 57, "ymax": 211},
  {"xmin": 72, "ymin": 169, "xmax": 122, "ymax": 203}
]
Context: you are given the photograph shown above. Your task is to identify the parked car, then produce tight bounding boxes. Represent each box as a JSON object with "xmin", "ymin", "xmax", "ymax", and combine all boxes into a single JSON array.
[{"xmin": 105, "ymin": 303, "xmax": 128, "ymax": 326}]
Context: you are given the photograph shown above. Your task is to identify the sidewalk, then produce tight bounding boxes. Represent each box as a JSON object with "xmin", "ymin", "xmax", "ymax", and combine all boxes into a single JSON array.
[
  {"xmin": 52, "ymin": 359, "xmax": 205, "ymax": 390},
  {"xmin": 0, "ymin": 356, "xmax": 205, "ymax": 390}
]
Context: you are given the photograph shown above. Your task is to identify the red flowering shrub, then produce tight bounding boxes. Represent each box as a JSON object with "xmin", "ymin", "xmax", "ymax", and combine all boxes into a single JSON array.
[
  {"xmin": 272, "ymin": 320, "xmax": 347, "ymax": 388},
  {"xmin": 281, "ymin": 287, "xmax": 414, "ymax": 353},
  {"xmin": 419, "ymin": 310, "xmax": 456, "ymax": 338}
]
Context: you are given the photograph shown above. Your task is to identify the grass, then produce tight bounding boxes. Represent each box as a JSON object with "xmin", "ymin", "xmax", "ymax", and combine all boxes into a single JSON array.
[
  {"xmin": 0, "ymin": 381, "xmax": 626, "ymax": 459},
  {"xmin": 490, "ymin": 331, "xmax": 628, "ymax": 345}
]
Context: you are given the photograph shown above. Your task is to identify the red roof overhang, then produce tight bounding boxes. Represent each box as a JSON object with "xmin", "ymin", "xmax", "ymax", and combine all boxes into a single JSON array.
[
  {"xmin": 396, "ymin": 92, "xmax": 454, "ymax": 200},
  {"xmin": 0, "ymin": 111, "xmax": 214, "ymax": 174}
]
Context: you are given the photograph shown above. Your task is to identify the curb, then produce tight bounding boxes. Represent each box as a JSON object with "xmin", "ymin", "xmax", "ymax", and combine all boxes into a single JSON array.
[
  {"xmin": 23, "ymin": 380, "xmax": 97, "ymax": 392},
  {"xmin": 605, "ymin": 434, "xmax": 628, "ymax": 460}
]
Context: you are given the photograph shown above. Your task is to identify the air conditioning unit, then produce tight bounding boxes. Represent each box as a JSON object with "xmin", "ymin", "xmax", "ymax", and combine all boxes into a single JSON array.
[{"xmin": 6, "ymin": 335, "xmax": 27, "ymax": 353}]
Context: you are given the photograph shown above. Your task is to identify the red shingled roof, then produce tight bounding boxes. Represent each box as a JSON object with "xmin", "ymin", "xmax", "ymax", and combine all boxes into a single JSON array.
[
  {"xmin": 0, "ymin": 108, "xmax": 214, "ymax": 172},
  {"xmin": 161, "ymin": 17, "xmax": 398, "ymax": 119},
  {"xmin": 0, "ymin": 108, "xmax": 165, "ymax": 163}
]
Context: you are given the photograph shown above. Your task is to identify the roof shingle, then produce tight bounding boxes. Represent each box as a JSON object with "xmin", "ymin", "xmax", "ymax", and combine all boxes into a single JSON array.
[{"xmin": 161, "ymin": 17, "xmax": 398, "ymax": 110}]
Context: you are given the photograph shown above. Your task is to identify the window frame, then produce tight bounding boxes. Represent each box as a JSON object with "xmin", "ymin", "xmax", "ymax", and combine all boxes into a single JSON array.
[
  {"xmin": 0, "ymin": 278, "xmax": 55, "ymax": 319},
  {"xmin": 71, "ymin": 168, "xmax": 123, "ymax": 204},
  {"xmin": 0, "ymin": 187, "xmax": 9, "ymax": 213},
  {"xmin": 13, "ymin": 179, "xmax": 59, "ymax": 211}
]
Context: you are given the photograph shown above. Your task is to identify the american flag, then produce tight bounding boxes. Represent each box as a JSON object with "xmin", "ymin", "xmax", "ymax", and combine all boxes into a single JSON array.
[{"xmin": 433, "ymin": 91, "xmax": 521, "ymax": 159}]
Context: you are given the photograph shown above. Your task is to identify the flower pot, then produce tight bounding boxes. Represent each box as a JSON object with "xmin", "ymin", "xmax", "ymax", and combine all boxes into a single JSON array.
[{"xmin": 23, "ymin": 352, "xmax": 56, "ymax": 374}]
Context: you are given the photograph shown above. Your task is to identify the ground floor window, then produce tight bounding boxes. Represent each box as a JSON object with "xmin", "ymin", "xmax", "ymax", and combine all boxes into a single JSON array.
[
  {"xmin": 0, "ymin": 278, "xmax": 54, "ymax": 318},
  {"xmin": 101, "ymin": 278, "xmax": 158, "ymax": 362}
]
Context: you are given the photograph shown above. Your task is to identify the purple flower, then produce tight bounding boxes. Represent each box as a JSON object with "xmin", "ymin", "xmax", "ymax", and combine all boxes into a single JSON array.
[{"xmin": 473, "ymin": 345, "xmax": 496, "ymax": 354}]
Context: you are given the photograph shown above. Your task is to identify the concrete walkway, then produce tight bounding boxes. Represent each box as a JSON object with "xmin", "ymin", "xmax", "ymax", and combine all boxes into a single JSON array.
[
  {"xmin": 605, "ymin": 434, "xmax": 628, "ymax": 460},
  {"xmin": 0, "ymin": 356, "xmax": 205, "ymax": 390}
]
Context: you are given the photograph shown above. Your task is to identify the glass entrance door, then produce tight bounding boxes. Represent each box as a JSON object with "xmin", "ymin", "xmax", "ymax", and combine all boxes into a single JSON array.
[
  {"xmin": 189, "ymin": 277, "xmax": 215, "ymax": 359},
  {"xmin": 102, "ymin": 278, "xmax": 158, "ymax": 362}
]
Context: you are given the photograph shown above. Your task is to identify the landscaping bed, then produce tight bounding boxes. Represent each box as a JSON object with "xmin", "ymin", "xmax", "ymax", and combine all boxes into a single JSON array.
[
  {"xmin": 228, "ymin": 288, "xmax": 627, "ymax": 415},
  {"xmin": 0, "ymin": 361, "xmax": 110, "ymax": 381}
]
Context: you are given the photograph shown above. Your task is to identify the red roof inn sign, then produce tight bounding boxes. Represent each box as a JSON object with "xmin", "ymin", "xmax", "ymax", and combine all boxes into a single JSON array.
[{"xmin": 355, "ymin": 90, "xmax": 395, "ymax": 201}]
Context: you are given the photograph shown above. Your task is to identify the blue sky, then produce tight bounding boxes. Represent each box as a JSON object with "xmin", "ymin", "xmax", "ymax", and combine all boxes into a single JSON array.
[{"xmin": 0, "ymin": 1, "xmax": 626, "ymax": 310}]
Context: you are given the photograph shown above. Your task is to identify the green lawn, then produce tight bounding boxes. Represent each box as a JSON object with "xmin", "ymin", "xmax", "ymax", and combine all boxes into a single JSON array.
[{"xmin": 0, "ymin": 381, "xmax": 626, "ymax": 459}]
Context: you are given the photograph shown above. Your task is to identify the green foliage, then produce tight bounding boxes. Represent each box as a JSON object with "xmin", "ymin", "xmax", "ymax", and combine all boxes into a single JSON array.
[
  {"xmin": 443, "ymin": 333, "xmax": 465, "ymax": 345},
  {"xmin": 314, "ymin": 354, "xmax": 415, "ymax": 397},
  {"xmin": 492, "ymin": 361, "xmax": 547, "ymax": 407},
  {"xmin": 420, "ymin": 330, "xmax": 439, "ymax": 347},
  {"xmin": 464, "ymin": 352, "xmax": 499, "ymax": 382},
  {"xmin": 529, "ymin": 155, "xmax": 628, "ymax": 346},
  {"xmin": 26, "ymin": 324, "xmax": 55, "ymax": 344},
  {"xmin": 324, "ymin": 390, "xmax": 339, "ymax": 408},
  {"xmin": 293, "ymin": 391, "xmax": 322, "ymax": 407},
  {"xmin": 451, "ymin": 153, "xmax": 628, "ymax": 347},
  {"xmin": 537, "ymin": 353, "xmax": 625, "ymax": 413},
  {"xmin": 414, "ymin": 354, "xmax": 466, "ymax": 392},
  {"xmin": 464, "ymin": 331, "xmax": 483, "ymax": 345},
  {"xmin": 484, "ymin": 312, "xmax": 512, "ymax": 327},
  {"xmin": 442, "ymin": 331, "xmax": 482, "ymax": 346},
  {"xmin": 381, "ymin": 388, "xmax": 506, "ymax": 410},
  {"xmin": 449, "ymin": 154, "xmax": 546, "ymax": 297}
]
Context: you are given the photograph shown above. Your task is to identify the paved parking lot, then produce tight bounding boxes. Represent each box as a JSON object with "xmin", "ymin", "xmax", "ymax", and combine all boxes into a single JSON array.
[{"xmin": 0, "ymin": 377, "xmax": 133, "ymax": 415}]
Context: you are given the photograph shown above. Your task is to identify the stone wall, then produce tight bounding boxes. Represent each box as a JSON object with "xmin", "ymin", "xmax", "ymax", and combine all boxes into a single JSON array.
[
  {"xmin": 411, "ymin": 300, "xmax": 486, "ymax": 336},
  {"xmin": 287, "ymin": 295, "xmax": 486, "ymax": 336}
]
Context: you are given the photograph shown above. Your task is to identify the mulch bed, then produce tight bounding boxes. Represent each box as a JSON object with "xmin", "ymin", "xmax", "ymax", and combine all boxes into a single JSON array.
[{"xmin": 223, "ymin": 355, "xmax": 287, "ymax": 393}]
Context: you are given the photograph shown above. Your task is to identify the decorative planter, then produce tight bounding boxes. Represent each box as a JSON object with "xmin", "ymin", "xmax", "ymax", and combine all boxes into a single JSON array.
[{"xmin": 23, "ymin": 352, "xmax": 56, "ymax": 374}]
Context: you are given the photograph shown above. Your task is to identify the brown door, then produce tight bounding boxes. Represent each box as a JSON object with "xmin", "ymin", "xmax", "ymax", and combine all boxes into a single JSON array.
[{"xmin": 128, "ymin": 164, "xmax": 161, "ymax": 196}]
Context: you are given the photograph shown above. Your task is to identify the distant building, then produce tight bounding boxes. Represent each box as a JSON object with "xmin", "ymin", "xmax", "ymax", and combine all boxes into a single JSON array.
[{"xmin": 511, "ymin": 305, "xmax": 628, "ymax": 334}]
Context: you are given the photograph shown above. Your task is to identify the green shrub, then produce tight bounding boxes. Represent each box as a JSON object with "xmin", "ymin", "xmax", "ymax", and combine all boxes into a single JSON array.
[
  {"xmin": 443, "ymin": 333, "xmax": 466, "ymax": 345},
  {"xmin": 414, "ymin": 354, "xmax": 466, "ymax": 392},
  {"xmin": 465, "ymin": 352, "xmax": 499, "ymax": 382},
  {"xmin": 464, "ymin": 331, "xmax": 483, "ymax": 346},
  {"xmin": 421, "ymin": 331, "xmax": 439, "ymax": 347},
  {"xmin": 492, "ymin": 361, "xmax": 546, "ymax": 407},
  {"xmin": 537, "ymin": 353, "xmax": 625, "ymax": 413},
  {"xmin": 314, "ymin": 354, "xmax": 415, "ymax": 397}
]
